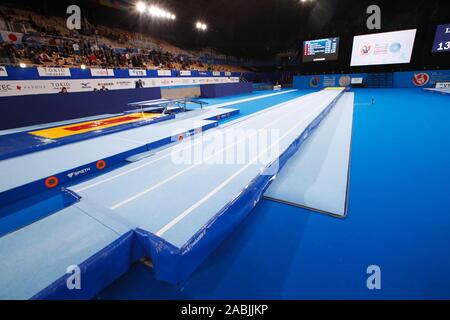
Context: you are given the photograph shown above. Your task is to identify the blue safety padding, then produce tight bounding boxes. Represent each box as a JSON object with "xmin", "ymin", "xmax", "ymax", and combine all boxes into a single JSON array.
[
  {"xmin": 31, "ymin": 230, "xmax": 143, "ymax": 300},
  {"xmin": 0, "ymin": 114, "xmax": 175, "ymax": 161},
  {"xmin": 0, "ymin": 120, "xmax": 219, "ymax": 208},
  {"xmin": 0, "ymin": 133, "xmax": 56, "ymax": 159},
  {"xmin": 132, "ymin": 90, "xmax": 345, "ymax": 284},
  {"xmin": 204, "ymin": 109, "xmax": 240, "ymax": 121},
  {"xmin": 0, "ymin": 145, "xmax": 147, "ymax": 206},
  {"xmin": 0, "ymin": 189, "xmax": 80, "ymax": 238}
]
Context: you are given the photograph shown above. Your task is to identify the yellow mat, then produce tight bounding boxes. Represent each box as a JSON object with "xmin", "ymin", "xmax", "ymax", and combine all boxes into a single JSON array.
[
  {"xmin": 324, "ymin": 87, "xmax": 346, "ymax": 91},
  {"xmin": 30, "ymin": 113, "xmax": 162, "ymax": 139}
]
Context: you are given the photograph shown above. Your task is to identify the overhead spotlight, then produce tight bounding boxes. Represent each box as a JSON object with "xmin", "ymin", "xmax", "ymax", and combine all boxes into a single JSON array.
[
  {"xmin": 147, "ymin": 5, "xmax": 175, "ymax": 20},
  {"xmin": 148, "ymin": 5, "xmax": 158, "ymax": 16},
  {"xmin": 136, "ymin": 1, "xmax": 146, "ymax": 13},
  {"xmin": 196, "ymin": 21, "xmax": 207, "ymax": 31},
  {"xmin": 19, "ymin": 62, "xmax": 26, "ymax": 68}
]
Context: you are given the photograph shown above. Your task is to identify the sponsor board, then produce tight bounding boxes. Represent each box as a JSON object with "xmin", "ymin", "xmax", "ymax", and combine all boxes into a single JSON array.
[
  {"xmin": 157, "ymin": 70, "xmax": 172, "ymax": 77},
  {"xmin": 37, "ymin": 67, "xmax": 71, "ymax": 77},
  {"xmin": 115, "ymin": 80, "xmax": 134, "ymax": 88},
  {"xmin": 307, "ymin": 74, "xmax": 355, "ymax": 88},
  {"xmin": 0, "ymin": 77, "xmax": 239, "ymax": 96},
  {"xmin": 90, "ymin": 68, "xmax": 115, "ymax": 77},
  {"xmin": 212, "ymin": 71, "xmax": 221, "ymax": 76},
  {"xmin": 180, "ymin": 70, "xmax": 192, "ymax": 76},
  {"xmin": 129, "ymin": 69, "xmax": 147, "ymax": 77},
  {"xmin": 67, "ymin": 167, "xmax": 91, "ymax": 179},
  {"xmin": 436, "ymin": 81, "xmax": 450, "ymax": 89},
  {"xmin": 0, "ymin": 66, "xmax": 7, "ymax": 77},
  {"xmin": 0, "ymin": 83, "xmax": 14, "ymax": 93},
  {"xmin": 323, "ymin": 76, "xmax": 337, "ymax": 87},
  {"xmin": 80, "ymin": 82, "xmax": 92, "ymax": 90}
]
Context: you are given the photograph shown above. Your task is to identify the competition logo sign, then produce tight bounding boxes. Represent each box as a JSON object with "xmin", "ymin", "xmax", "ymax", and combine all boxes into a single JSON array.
[
  {"xmin": 412, "ymin": 73, "xmax": 430, "ymax": 86},
  {"xmin": 360, "ymin": 45, "xmax": 371, "ymax": 56},
  {"xmin": 339, "ymin": 76, "xmax": 352, "ymax": 87},
  {"xmin": 309, "ymin": 76, "xmax": 321, "ymax": 88}
]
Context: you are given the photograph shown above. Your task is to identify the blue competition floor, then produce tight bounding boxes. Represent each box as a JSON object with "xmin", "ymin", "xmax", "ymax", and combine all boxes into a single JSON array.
[
  {"xmin": 97, "ymin": 89, "xmax": 450, "ymax": 300},
  {"xmin": 217, "ymin": 90, "xmax": 315, "ymax": 124}
]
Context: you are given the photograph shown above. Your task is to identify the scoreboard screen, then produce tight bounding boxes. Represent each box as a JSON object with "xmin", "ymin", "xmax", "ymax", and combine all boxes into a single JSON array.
[
  {"xmin": 303, "ymin": 37, "xmax": 340, "ymax": 62},
  {"xmin": 432, "ymin": 24, "xmax": 450, "ymax": 53}
]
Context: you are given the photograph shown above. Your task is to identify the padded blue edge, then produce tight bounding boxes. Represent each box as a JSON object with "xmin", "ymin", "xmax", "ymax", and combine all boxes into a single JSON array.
[
  {"xmin": 0, "ymin": 121, "xmax": 219, "ymax": 206},
  {"xmin": 0, "ymin": 114, "xmax": 176, "ymax": 161},
  {"xmin": 205, "ymin": 109, "xmax": 240, "ymax": 121},
  {"xmin": 134, "ymin": 90, "xmax": 346, "ymax": 284},
  {"xmin": 0, "ymin": 189, "xmax": 81, "ymax": 238},
  {"xmin": 31, "ymin": 230, "xmax": 144, "ymax": 300}
]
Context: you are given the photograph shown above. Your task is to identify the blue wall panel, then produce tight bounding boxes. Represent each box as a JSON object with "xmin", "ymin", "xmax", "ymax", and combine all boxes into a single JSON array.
[
  {"xmin": 200, "ymin": 83, "xmax": 253, "ymax": 98},
  {"xmin": 294, "ymin": 70, "xmax": 450, "ymax": 89},
  {"xmin": 0, "ymin": 87, "xmax": 161, "ymax": 130}
]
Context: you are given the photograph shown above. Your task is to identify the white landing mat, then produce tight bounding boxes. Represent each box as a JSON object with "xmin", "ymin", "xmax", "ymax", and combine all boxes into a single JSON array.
[{"xmin": 264, "ymin": 92, "xmax": 355, "ymax": 218}]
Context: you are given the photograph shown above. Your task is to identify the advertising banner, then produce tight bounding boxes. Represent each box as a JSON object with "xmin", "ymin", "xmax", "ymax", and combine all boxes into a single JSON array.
[
  {"xmin": 129, "ymin": 69, "xmax": 147, "ymax": 77},
  {"xmin": 0, "ymin": 77, "xmax": 239, "ymax": 97},
  {"xmin": 90, "ymin": 68, "xmax": 115, "ymax": 77},
  {"xmin": 37, "ymin": 67, "xmax": 71, "ymax": 77},
  {"xmin": 157, "ymin": 70, "xmax": 172, "ymax": 77}
]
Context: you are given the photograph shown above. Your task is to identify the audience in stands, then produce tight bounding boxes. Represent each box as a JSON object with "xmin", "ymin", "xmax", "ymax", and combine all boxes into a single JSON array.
[{"xmin": 0, "ymin": 6, "xmax": 246, "ymax": 73}]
